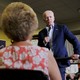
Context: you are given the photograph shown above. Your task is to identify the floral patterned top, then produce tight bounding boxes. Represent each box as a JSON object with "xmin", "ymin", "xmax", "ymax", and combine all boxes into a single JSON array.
[{"xmin": 0, "ymin": 45, "xmax": 49, "ymax": 75}]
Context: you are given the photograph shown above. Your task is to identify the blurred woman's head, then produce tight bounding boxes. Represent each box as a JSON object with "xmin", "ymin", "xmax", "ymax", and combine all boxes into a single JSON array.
[{"xmin": 1, "ymin": 2, "xmax": 38, "ymax": 42}]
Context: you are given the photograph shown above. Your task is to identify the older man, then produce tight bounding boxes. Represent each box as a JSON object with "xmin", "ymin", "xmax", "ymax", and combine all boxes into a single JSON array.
[{"xmin": 38, "ymin": 10, "xmax": 80, "ymax": 80}]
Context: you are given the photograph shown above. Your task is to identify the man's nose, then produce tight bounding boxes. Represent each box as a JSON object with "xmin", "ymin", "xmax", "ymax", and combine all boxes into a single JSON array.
[{"xmin": 47, "ymin": 17, "xmax": 50, "ymax": 20}]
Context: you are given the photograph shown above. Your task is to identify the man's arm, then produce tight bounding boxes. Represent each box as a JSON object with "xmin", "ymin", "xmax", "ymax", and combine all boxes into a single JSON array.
[
  {"xmin": 63, "ymin": 25, "xmax": 80, "ymax": 59},
  {"xmin": 38, "ymin": 31, "xmax": 45, "ymax": 46},
  {"xmin": 63, "ymin": 25, "xmax": 80, "ymax": 54},
  {"xmin": 38, "ymin": 29, "xmax": 49, "ymax": 47}
]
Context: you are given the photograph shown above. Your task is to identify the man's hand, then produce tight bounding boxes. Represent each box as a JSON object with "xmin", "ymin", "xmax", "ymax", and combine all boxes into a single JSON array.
[
  {"xmin": 44, "ymin": 37, "xmax": 50, "ymax": 43},
  {"xmin": 71, "ymin": 54, "xmax": 80, "ymax": 60}
]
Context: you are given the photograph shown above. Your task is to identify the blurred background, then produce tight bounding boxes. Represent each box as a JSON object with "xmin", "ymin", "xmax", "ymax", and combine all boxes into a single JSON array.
[
  {"xmin": 0, "ymin": 0, "xmax": 80, "ymax": 48},
  {"xmin": 0, "ymin": 1, "xmax": 80, "ymax": 79}
]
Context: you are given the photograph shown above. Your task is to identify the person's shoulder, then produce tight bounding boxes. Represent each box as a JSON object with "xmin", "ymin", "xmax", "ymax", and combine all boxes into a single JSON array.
[
  {"xmin": 32, "ymin": 45, "xmax": 50, "ymax": 56},
  {"xmin": 55, "ymin": 23, "xmax": 68, "ymax": 30},
  {"xmin": 39, "ymin": 27, "xmax": 46, "ymax": 33},
  {"xmin": 55, "ymin": 23, "xmax": 67, "ymax": 27},
  {"xmin": 0, "ymin": 46, "xmax": 12, "ymax": 53},
  {"xmin": 0, "ymin": 47, "xmax": 6, "ymax": 52},
  {"xmin": 0, "ymin": 46, "xmax": 8, "ymax": 57},
  {"xmin": 36, "ymin": 45, "xmax": 49, "ymax": 52},
  {"xmin": 37, "ymin": 45, "xmax": 49, "ymax": 51}
]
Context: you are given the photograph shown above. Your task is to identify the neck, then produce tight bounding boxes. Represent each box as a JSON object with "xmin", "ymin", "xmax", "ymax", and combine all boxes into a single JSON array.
[
  {"xmin": 11, "ymin": 40, "xmax": 32, "ymax": 46},
  {"xmin": 47, "ymin": 23, "xmax": 54, "ymax": 27}
]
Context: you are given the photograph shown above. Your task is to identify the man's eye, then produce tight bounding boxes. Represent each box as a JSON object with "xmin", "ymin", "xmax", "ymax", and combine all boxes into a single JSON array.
[{"xmin": 50, "ymin": 16, "xmax": 52, "ymax": 18}]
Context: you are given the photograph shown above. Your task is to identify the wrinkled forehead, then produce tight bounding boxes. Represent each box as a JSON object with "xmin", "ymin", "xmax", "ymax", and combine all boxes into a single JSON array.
[{"xmin": 43, "ymin": 11, "xmax": 54, "ymax": 18}]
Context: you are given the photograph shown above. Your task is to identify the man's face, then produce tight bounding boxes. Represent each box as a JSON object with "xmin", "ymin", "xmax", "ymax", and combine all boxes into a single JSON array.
[{"xmin": 43, "ymin": 11, "xmax": 55, "ymax": 26}]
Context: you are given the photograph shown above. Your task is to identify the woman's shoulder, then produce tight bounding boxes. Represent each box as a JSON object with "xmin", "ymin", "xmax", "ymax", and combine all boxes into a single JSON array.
[
  {"xmin": 30, "ymin": 45, "xmax": 49, "ymax": 55},
  {"xmin": 0, "ymin": 46, "xmax": 10, "ymax": 53},
  {"xmin": 33, "ymin": 45, "xmax": 49, "ymax": 51}
]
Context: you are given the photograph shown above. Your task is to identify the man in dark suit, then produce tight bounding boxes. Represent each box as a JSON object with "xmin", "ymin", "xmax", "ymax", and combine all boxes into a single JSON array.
[{"xmin": 38, "ymin": 10, "xmax": 80, "ymax": 80}]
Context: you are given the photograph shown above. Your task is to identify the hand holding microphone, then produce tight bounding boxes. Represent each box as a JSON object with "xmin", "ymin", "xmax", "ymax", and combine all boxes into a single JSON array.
[
  {"xmin": 43, "ymin": 36, "xmax": 50, "ymax": 46},
  {"xmin": 44, "ymin": 37, "xmax": 50, "ymax": 43},
  {"xmin": 43, "ymin": 26, "xmax": 52, "ymax": 46}
]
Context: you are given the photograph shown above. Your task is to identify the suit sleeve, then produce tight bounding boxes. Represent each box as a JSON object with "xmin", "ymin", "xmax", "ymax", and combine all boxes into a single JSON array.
[
  {"xmin": 63, "ymin": 25, "xmax": 80, "ymax": 54},
  {"xmin": 38, "ymin": 31, "xmax": 44, "ymax": 46},
  {"xmin": 38, "ymin": 28, "xmax": 48, "ymax": 47}
]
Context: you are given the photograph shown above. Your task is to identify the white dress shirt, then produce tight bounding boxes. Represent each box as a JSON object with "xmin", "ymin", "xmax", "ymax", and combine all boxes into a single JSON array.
[
  {"xmin": 49, "ymin": 26, "xmax": 53, "ymax": 41},
  {"xmin": 46, "ymin": 24, "xmax": 54, "ymax": 49}
]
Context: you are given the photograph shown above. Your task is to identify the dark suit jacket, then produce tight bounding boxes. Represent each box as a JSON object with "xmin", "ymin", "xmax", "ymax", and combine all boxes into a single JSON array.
[{"xmin": 38, "ymin": 23, "xmax": 80, "ymax": 68}]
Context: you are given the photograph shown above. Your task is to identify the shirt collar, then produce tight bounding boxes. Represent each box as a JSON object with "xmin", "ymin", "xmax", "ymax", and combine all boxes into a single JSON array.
[{"xmin": 46, "ymin": 23, "xmax": 55, "ymax": 30}]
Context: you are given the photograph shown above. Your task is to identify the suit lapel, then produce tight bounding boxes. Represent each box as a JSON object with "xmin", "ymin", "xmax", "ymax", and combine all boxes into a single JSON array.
[
  {"xmin": 44, "ymin": 28, "xmax": 48, "ymax": 36},
  {"xmin": 53, "ymin": 24, "xmax": 59, "ymax": 41}
]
